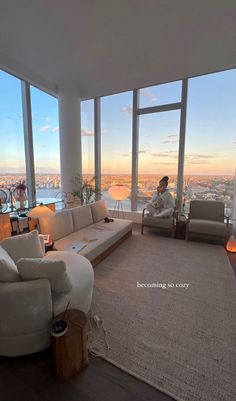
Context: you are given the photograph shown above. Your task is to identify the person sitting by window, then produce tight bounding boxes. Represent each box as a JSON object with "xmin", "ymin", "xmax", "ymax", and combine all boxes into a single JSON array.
[{"xmin": 146, "ymin": 176, "xmax": 175, "ymax": 217}]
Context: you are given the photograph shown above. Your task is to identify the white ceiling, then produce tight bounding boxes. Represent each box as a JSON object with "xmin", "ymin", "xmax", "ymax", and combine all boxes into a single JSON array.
[{"xmin": 0, "ymin": 0, "xmax": 236, "ymax": 99}]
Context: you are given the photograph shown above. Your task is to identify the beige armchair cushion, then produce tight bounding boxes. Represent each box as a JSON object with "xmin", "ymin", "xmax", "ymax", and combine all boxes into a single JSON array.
[{"xmin": 189, "ymin": 219, "xmax": 228, "ymax": 236}]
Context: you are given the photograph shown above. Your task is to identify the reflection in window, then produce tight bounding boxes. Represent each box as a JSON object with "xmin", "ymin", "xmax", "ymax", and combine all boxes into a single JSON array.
[
  {"xmin": 184, "ymin": 69, "xmax": 236, "ymax": 214},
  {"xmin": 30, "ymin": 86, "xmax": 60, "ymax": 198},
  {"xmin": 138, "ymin": 110, "xmax": 180, "ymax": 210},
  {"xmin": 139, "ymin": 81, "xmax": 182, "ymax": 108},
  {"xmin": 0, "ymin": 70, "xmax": 26, "ymax": 190},
  {"xmin": 101, "ymin": 92, "xmax": 132, "ymax": 210},
  {"xmin": 81, "ymin": 100, "xmax": 94, "ymax": 180}
]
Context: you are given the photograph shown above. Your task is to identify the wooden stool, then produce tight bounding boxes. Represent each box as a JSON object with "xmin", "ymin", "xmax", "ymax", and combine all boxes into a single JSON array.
[{"xmin": 51, "ymin": 309, "xmax": 88, "ymax": 380}]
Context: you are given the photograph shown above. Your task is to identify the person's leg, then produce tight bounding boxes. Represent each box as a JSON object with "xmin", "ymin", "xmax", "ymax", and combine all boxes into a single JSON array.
[{"xmin": 146, "ymin": 203, "xmax": 158, "ymax": 215}]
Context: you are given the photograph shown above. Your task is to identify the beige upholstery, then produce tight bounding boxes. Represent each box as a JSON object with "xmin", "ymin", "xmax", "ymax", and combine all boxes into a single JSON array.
[
  {"xmin": 71, "ymin": 204, "xmax": 93, "ymax": 230},
  {"xmin": 186, "ymin": 200, "xmax": 229, "ymax": 242},
  {"xmin": 39, "ymin": 210, "xmax": 73, "ymax": 241},
  {"xmin": 54, "ymin": 219, "xmax": 133, "ymax": 263},
  {"xmin": 141, "ymin": 206, "xmax": 176, "ymax": 236},
  {"xmin": 90, "ymin": 200, "xmax": 109, "ymax": 223},
  {"xmin": 0, "ymin": 234, "xmax": 94, "ymax": 357}
]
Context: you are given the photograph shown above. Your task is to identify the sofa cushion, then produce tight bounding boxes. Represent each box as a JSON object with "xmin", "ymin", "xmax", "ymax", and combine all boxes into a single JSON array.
[
  {"xmin": 71, "ymin": 204, "xmax": 93, "ymax": 231},
  {"xmin": 54, "ymin": 219, "xmax": 133, "ymax": 262},
  {"xmin": 17, "ymin": 257, "xmax": 72, "ymax": 294},
  {"xmin": 39, "ymin": 210, "xmax": 73, "ymax": 241},
  {"xmin": 0, "ymin": 230, "xmax": 44, "ymax": 264},
  {"xmin": 90, "ymin": 200, "xmax": 109, "ymax": 223},
  {"xmin": 189, "ymin": 219, "xmax": 228, "ymax": 236},
  {"xmin": 0, "ymin": 246, "xmax": 20, "ymax": 282}
]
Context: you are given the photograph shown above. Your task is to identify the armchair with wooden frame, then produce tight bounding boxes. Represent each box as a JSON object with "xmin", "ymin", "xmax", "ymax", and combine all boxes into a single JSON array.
[
  {"xmin": 185, "ymin": 200, "xmax": 229, "ymax": 243},
  {"xmin": 141, "ymin": 199, "xmax": 178, "ymax": 237}
]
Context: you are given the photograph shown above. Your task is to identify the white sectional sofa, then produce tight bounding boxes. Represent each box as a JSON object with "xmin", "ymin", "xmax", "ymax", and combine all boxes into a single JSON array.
[
  {"xmin": 39, "ymin": 200, "xmax": 133, "ymax": 266},
  {"xmin": 0, "ymin": 230, "xmax": 94, "ymax": 356}
]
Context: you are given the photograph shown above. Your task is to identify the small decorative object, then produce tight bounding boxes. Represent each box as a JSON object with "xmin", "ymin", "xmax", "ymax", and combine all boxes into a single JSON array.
[
  {"xmin": 108, "ymin": 184, "xmax": 130, "ymax": 218},
  {"xmin": 14, "ymin": 180, "xmax": 28, "ymax": 209},
  {"xmin": 72, "ymin": 174, "xmax": 100, "ymax": 205}
]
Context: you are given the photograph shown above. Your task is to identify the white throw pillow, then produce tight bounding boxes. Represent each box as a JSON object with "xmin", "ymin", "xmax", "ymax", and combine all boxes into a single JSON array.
[
  {"xmin": 155, "ymin": 207, "xmax": 174, "ymax": 218},
  {"xmin": 17, "ymin": 258, "xmax": 72, "ymax": 294},
  {"xmin": 39, "ymin": 210, "xmax": 73, "ymax": 241},
  {"xmin": 71, "ymin": 204, "xmax": 93, "ymax": 231},
  {"xmin": 0, "ymin": 246, "xmax": 20, "ymax": 282},
  {"xmin": 0, "ymin": 230, "xmax": 44, "ymax": 264},
  {"xmin": 90, "ymin": 200, "xmax": 109, "ymax": 223}
]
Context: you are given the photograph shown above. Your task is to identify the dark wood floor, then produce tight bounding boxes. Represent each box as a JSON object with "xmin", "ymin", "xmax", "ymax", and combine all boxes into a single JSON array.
[
  {"xmin": 0, "ymin": 350, "xmax": 172, "ymax": 401},
  {"xmin": 1, "ymin": 230, "xmax": 235, "ymax": 401}
]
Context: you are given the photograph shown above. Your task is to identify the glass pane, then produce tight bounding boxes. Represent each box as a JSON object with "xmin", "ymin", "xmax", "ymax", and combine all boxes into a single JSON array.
[
  {"xmin": 0, "ymin": 70, "xmax": 26, "ymax": 191},
  {"xmin": 184, "ymin": 69, "xmax": 236, "ymax": 215},
  {"xmin": 101, "ymin": 92, "xmax": 132, "ymax": 210},
  {"xmin": 138, "ymin": 110, "xmax": 180, "ymax": 210},
  {"xmin": 81, "ymin": 100, "xmax": 94, "ymax": 180},
  {"xmin": 139, "ymin": 81, "xmax": 182, "ymax": 108},
  {"xmin": 30, "ymin": 86, "xmax": 60, "ymax": 199}
]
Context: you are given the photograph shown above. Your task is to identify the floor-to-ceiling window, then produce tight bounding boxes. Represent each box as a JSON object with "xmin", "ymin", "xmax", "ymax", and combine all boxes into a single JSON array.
[
  {"xmin": 81, "ymin": 100, "xmax": 94, "ymax": 180},
  {"xmin": 101, "ymin": 91, "xmax": 132, "ymax": 210},
  {"xmin": 137, "ymin": 81, "xmax": 182, "ymax": 210},
  {"xmin": 184, "ymin": 69, "xmax": 236, "ymax": 214},
  {"xmin": 30, "ymin": 86, "xmax": 60, "ymax": 198},
  {"xmin": 0, "ymin": 70, "xmax": 26, "ymax": 191}
]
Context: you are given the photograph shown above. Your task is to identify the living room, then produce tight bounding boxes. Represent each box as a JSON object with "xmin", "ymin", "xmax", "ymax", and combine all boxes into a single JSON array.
[{"xmin": 0, "ymin": 1, "xmax": 236, "ymax": 401}]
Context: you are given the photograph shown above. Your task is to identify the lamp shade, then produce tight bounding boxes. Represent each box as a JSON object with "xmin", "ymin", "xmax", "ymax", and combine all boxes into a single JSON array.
[
  {"xmin": 28, "ymin": 204, "xmax": 56, "ymax": 218},
  {"xmin": 108, "ymin": 185, "xmax": 130, "ymax": 201}
]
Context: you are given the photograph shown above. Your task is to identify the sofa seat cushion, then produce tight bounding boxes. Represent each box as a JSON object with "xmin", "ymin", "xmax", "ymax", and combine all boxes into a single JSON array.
[
  {"xmin": 189, "ymin": 219, "xmax": 228, "ymax": 236},
  {"xmin": 71, "ymin": 204, "xmax": 93, "ymax": 231},
  {"xmin": 39, "ymin": 210, "xmax": 73, "ymax": 241},
  {"xmin": 0, "ymin": 246, "xmax": 19, "ymax": 282},
  {"xmin": 143, "ymin": 215, "xmax": 173, "ymax": 229},
  {"xmin": 17, "ymin": 258, "xmax": 72, "ymax": 294},
  {"xmin": 0, "ymin": 230, "xmax": 44, "ymax": 264},
  {"xmin": 54, "ymin": 219, "xmax": 133, "ymax": 262},
  {"xmin": 90, "ymin": 200, "xmax": 109, "ymax": 223},
  {"xmin": 45, "ymin": 251, "xmax": 94, "ymax": 315}
]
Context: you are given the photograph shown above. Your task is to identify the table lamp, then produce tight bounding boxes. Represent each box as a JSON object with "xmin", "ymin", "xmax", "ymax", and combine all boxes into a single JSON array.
[
  {"xmin": 108, "ymin": 184, "xmax": 130, "ymax": 218},
  {"xmin": 28, "ymin": 203, "xmax": 56, "ymax": 231}
]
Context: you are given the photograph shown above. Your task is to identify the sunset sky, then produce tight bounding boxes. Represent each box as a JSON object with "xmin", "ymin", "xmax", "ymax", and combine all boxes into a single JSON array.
[{"xmin": 0, "ymin": 68, "xmax": 236, "ymax": 176}]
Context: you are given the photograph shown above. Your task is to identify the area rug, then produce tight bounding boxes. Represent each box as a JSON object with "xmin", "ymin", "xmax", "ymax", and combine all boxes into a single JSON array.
[{"xmin": 89, "ymin": 232, "xmax": 236, "ymax": 401}]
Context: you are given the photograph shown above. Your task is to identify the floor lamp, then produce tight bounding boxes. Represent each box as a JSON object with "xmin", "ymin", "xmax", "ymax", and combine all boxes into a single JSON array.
[{"xmin": 108, "ymin": 185, "xmax": 130, "ymax": 219}]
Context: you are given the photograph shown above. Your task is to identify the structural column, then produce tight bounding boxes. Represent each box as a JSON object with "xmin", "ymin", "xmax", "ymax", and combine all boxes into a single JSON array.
[{"xmin": 58, "ymin": 88, "xmax": 82, "ymax": 193}]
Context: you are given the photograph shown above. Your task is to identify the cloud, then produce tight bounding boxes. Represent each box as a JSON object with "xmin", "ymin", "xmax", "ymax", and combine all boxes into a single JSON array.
[
  {"xmin": 81, "ymin": 128, "xmax": 94, "ymax": 137},
  {"xmin": 185, "ymin": 153, "xmax": 217, "ymax": 165},
  {"xmin": 139, "ymin": 150, "xmax": 147, "ymax": 154},
  {"xmin": 162, "ymin": 134, "xmax": 179, "ymax": 144},
  {"xmin": 153, "ymin": 162, "xmax": 176, "ymax": 166},
  {"xmin": 142, "ymin": 88, "xmax": 158, "ymax": 102},
  {"xmin": 51, "ymin": 127, "xmax": 59, "ymax": 132},
  {"xmin": 121, "ymin": 105, "xmax": 132, "ymax": 115},
  {"xmin": 40, "ymin": 125, "xmax": 51, "ymax": 133},
  {"xmin": 46, "ymin": 117, "xmax": 52, "ymax": 122},
  {"xmin": 152, "ymin": 151, "xmax": 178, "ymax": 158}
]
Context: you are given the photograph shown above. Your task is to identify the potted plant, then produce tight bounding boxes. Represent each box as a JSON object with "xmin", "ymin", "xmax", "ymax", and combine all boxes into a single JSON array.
[{"xmin": 72, "ymin": 174, "xmax": 100, "ymax": 205}]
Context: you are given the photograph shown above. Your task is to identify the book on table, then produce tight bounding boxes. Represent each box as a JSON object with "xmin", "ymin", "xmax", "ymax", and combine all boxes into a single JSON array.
[{"xmin": 64, "ymin": 242, "xmax": 87, "ymax": 253}]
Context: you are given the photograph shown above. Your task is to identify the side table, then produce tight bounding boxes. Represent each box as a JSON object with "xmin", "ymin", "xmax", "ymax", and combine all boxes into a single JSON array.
[
  {"xmin": 175, "ymin": 214, "xmax": 187, "ymax": 239},
  {"xmin": 51, "ymin": 309, "xmax": 88, "ymax": 380}
]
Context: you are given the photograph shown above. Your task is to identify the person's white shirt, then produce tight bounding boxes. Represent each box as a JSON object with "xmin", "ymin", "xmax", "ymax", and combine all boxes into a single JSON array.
[{"xmin": 150, "ymin": 189, "xmax": 175, "ymax": 209}]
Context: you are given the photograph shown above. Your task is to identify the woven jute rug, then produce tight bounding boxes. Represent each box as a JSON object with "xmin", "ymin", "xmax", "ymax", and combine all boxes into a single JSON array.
[{"xmin": 89, "ymin": 232, "xmax": 236, "ymax": 401}]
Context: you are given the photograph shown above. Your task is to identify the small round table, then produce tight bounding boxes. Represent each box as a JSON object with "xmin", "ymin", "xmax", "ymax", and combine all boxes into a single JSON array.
[{"xmin": 51, "ymin": 309, "xmax": 88, "ymax": 380}]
